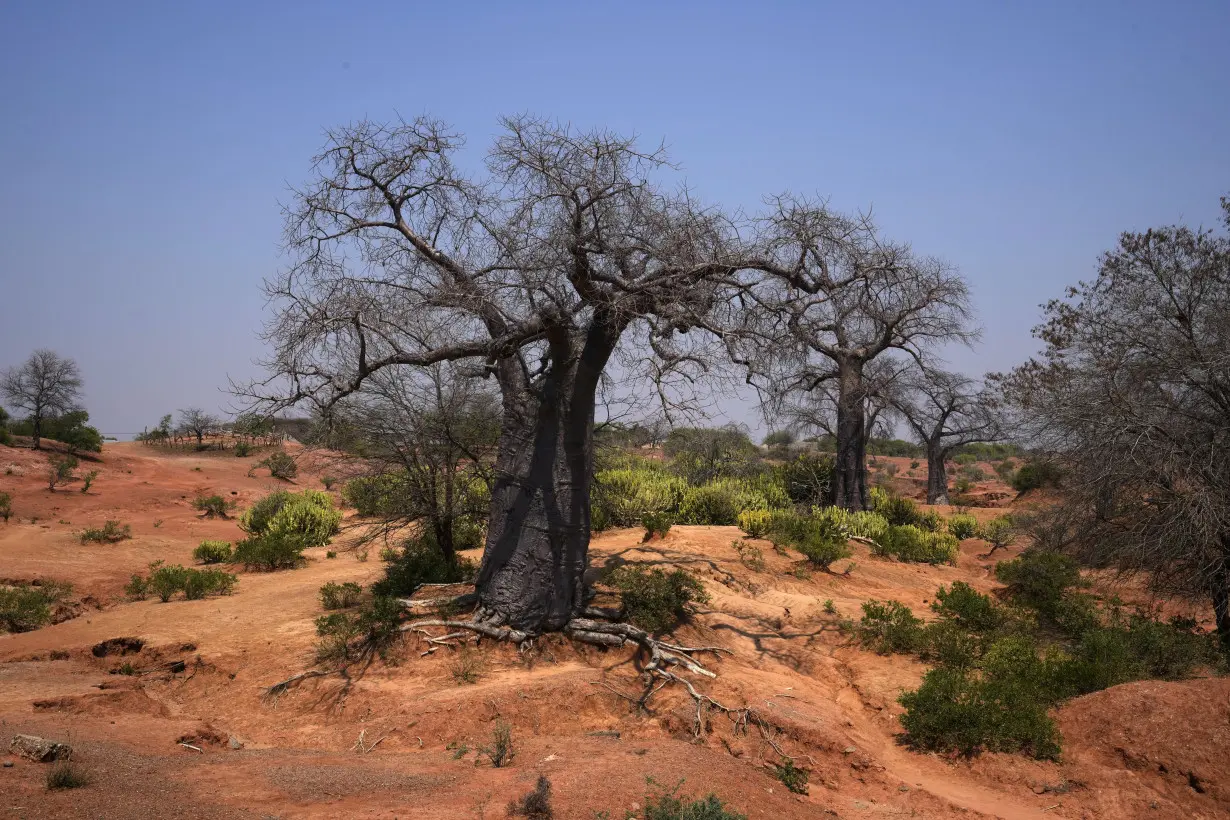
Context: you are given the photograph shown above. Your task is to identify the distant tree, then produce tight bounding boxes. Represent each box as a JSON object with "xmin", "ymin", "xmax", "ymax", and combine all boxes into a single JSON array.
[
  {"xmin": 1, "ymin": 350, "xmax": 83, "ymax": 450},
  {"xmin": 177, "ymin": 407, "xmax": 220, "ymax": 448},
  {"xmin": 763, "ymin": 429, "xmax": 796, "ymax": 448},
  {"xmin": 43, "ymin": 410, "xmax": 103, "ymax": 455},
  {"xmin": 888, "ymin": 369, "xmax": 1002, "ymax": 504},
  {"xmin": 746, "ymin": 204, "xmax": 975, "ymax": 510},
  {"xmin": 997, "ymin": 196, "xmax": 1230, "ymax": 643},
  {"xmin": 0, "ymin": 406, "xmax": 11, "ymax": 446}
]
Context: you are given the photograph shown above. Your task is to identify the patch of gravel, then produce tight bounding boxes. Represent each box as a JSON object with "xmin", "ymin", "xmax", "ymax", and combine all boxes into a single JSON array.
[{"xmin": 264, "ymin": 762, "xmax": 443, "ymax": 801}]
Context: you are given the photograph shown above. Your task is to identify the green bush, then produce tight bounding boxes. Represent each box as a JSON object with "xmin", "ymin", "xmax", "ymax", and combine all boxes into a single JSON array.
[
  {"xmin": 139, "ymin": 562, "xmax": 235, "ymax": 602},
  {"xmin": 371, "ymin": 535, "xmax": 477, "ymax": 598},
  {"xmin": 232, "ymin": 530, "xmax": 308, "ymax": 570},
  {"xmin": 47, "ymin": 455, "xmax": 78, "ymax": 490},
  {"xmin": 320, "ymin": 581, "xmax": 363, "ymax": 610},
  {"xmin": 192, "ymin": 494, "xmax": 233, "ymax": 519},
  {"xmin": 978, "ymin": 516, "xmax": 1017, "ymax": 552},
  {"xmin": 773, "ymin": 453, "xmax": 834, "ymax": 506},
  {"xmin": 994, "ymin": 549, "xmax": 1083, "ymax": 621},
  {"xmin": 793, "ymin": 522, "xmax": 852, "ymax": 570},
  {"xmin": 315, "ymin": 594, "xmax": 404, "ymax": 663},
  {"xmin": 608, "ymin": 566, "xmax": 709, "ymax": 633},
  {"xmin": 676, "ymin": 477, "xmax": 783, "ymax": 526},
  {"xmin": 810, "ymin": 506, "xmax": 889, "ymax": 542},
  {"xmin": 593, "ymin": 466, "xmax": 687, "ymax": 527},
  {"xmin": 193, "ymin": 540, "xmax": 233, "ymax": 564},
  {"xmin": 0, "ymin": 580, "xmax": 71, "ymax": 632},
  {"xmin": 858, "ymin": 600, "xmax": 926, "ymax": 654},
  {"xmin": 917, "ymin": 509, "xmax": 944, "ymax": 533},
  {"xmin": 771, "ymin": 760, "xmax": 809, "ymax": 794},
  {"xmin": 508, "ymin": 773, "xmax": 553, "ymax": 819},
  {"xmin": 952, "ymin": 453, "xmax": 977, "ymax": 466},
  {"xmin": 343, "ymin": 473, "xmax": 412, "ymax": 516},
  {"xmin": 233, "ymin": 442, "xmax": 252, "ymax": 457},
  {"xmin": 258, "ymin": 451, "xmax": 298, "ymax": 480},
  {"xmin": 736, "ymin": 509, "xmax": 772, "ymax": 539},
  {"xmin": 0, "ymin": 491, "xmax": 11, "ymax": 523},
  {"xmin": 898, "ymin": 649, "xmax": 1061, "ymax": 759},
  {"xmin": 241, "ymin": 490, "xmax": 341, "ymax": 547},
  {"xmin": 947, "ymin": 514, "xmax": 978, "ymax": 540},
  {"xmin": 636, "ymin": 781, "xmax": 747, "ymax": 820},
  {"xmin": 80, "ymin": 520, "xmax": 132, "ymax": 543},
  {"xmin": 643, "ymin": 512, "xmax": 673, "ymax": 540},
  {"xmin": 1010, "ymin": 460, "xmax": 1062, "ymax": 493},
  {"xmin": 873, "ymin": 525, "xmax": 959, "ymax": 564},
  {"xmin": 869, "ymin": 488, "xmax": 924, "ymax": 527}
]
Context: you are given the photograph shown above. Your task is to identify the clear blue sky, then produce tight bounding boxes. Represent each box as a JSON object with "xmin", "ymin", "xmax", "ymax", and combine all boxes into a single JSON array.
[{"xmin": 2, "ymin": 0, "xmax": 1227, "ymax": 436}]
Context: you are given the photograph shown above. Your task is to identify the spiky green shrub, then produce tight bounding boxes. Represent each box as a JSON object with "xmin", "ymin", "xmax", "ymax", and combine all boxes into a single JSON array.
[
  {"xmin": 240, "ymin": 490, "xmax": 341, "ymax": 547},
  {"xmin": 917, "ymin": 509, "xmax": 944, "ymax": 533},
  {"xmin": 858, "ymin": 600, "xmax": 926, "ymax": 654},
  {"xmin": 608, "ymin": 566, "xmax": 709, "ymax": 633},
  {"xmin": 737, "ymin": 509, "xmax": 772, "ymax": 538},
  {"xmin": 642, "ymin": 512, "xmax": 674, "ymax": 540},
  {"xmin": 258, "ymin": 451, "xmax": 298, "ymax": 479},
  {"xmin": 593, "ymin": 466, "xmax": 688, "ymax": 527},
  {"xmin": 994, "ymin": 549, "xmax": 1084, "ymax": 621},
  {"xmin": 677, "ymin": 478, "xmax": 781, "ymax": 526},
  {"xmin": 192, "ymin": 494, "xmax": 233, "ymax": 519},
  {"xmin": 873, "ymin": 525, "xmax": 959, "ymax": 564},
  {"xmin": 192, "ymin": 540, "xmax": 233, "ymax": 564},
  {"xmin": 809, "ymin": 506, "xmax": 889, "ymax": 542},
  {"xmin": 870, "ymin": 488, "xmax": 924, "ymax": 527},
  {"xmin": 232, "ymin": 530, "xmax": 308, "ymax": 570},
  {"xmin": 947, "ymin": 514, "xmax": 978, "ymax": 540},
  {"xmin": 138, "ymin": 562, "xmax": 235, "ymax": 602},
  {"xmin": 773, "ymin": 453, "xmax": 835, "ymax": 506},
  {"xmin": 636, "ymin": 780, "xmax": 748, "ymax": 820}
]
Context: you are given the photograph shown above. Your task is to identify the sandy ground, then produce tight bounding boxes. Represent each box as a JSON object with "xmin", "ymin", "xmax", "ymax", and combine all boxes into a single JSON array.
[{"xmin": 0, "ymin": 443, "xmax": 1226, "ymax": 819}]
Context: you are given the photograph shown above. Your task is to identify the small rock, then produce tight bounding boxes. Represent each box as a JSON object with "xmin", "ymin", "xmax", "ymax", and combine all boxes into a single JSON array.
[
  {"xmin": 842, "ymin": 746, "xmax": 857, "ymax": 754},
  {"xmin": 899, "ymin": 785, "xmax": 910, "ymax": 792},
  {"xmin": 10, "ymin": 734, "xmax": 71, "ymax": 762},
  {"xmin": 3, "ymin": 759, "xmax": 13, "ymax": 767},
  {"xmin": 228, "ymin": 736, "xmax": 244, "ymax": 750}
]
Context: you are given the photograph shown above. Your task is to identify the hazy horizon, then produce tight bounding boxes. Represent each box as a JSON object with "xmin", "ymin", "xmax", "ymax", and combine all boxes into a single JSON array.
[{"xmin": 3, "ymin": 1, "xmax": 1228, "ymax": 436}]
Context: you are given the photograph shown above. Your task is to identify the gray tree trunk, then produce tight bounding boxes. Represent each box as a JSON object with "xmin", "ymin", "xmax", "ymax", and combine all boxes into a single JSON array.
[
  {"xmin": 833, "ymin": 361, "xmax": 869, "ymax": 511},
  {"xmin": 926, "ymin": 444, "xmax": 950, "ymax": 505}
]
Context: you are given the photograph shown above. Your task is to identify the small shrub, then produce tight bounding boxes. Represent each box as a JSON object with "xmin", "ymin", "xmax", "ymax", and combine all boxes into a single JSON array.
[
  {"xmin": 193, "ymin": 540, "xmax": 233, "ymax": 564},
  {"xmin": 947, "ymin": 514, "xmax": 978, "ymax": 540},
  {"xmin": 372, "ymin": 536, "xmax": 477, "ymax": 598},
  {"xmin": 478, "ymin": 720, "xmax": 514, "ymax": 768},
  {"xmin": 771, "ymin": 760, "xmax": 809, "ymax": 794},
  {"xmin": 80, "ymin": 520, "xmax": 132, "ymax": 544},
  {"xmin": 823, "ymin": 598, "xmax": 837, "ymax": 615},
  {"xmin": 181, "ymin": 567, "xmax": 237, "ymax": 600},
  {"xmin": 232, "ymin": 530, "xmax": 307, "ymax": 571},
  {"xmin": 677, "ymin": 478, "xmax": 780, "ymax": 526},
  {"xmin": 953, "ymin": 453, "xmax": 977, "ymax": 466},
  {"xmin": 315, "ymin": 594, "xmax": 404, "ymax": 664},
  {"xmin": 608, "ymin": 566, "xmax": 709, "ymax": 634},
  {"xmin": 858, "ymin": 600, "xmax": 926, "ymax": 654},
  {"xmin": 917, "ymin": 509, "xmax": 944, "ymax": 533},
  {"xmin": 47, "ymin": 455, "xmax": 78, "ymax": 491},
  {"xmin": 931, "ymin": 582, "xmax": 1003, "ymax": 633},
  {"xmin": 124, "ymin": 573, "xmax": 148, "ymax": 600},
  {"xmin": 978, "ymin": 515, "xmax": 1017, "ymax": 554},
  {"xmin": 910, "ymin": 460, "xmax": 920, "ymax": 470},
  {"xmin": 0, "ymin": 491, "xmax": 11, "ymax": 523},
  {"xmin": 258, "ymin": 451, "xmax": 298, "ymax": 480},
  {"xmin": 508, "ymin": 774, "xmax": 553, "ymax": 819},
  {"xmin": 870, "ymin": 489, "xmax": 923, "ymax": 527},
  {"xmin": 1010, "ymin": 460, "xmax": 1062, "ymax": 493},
  {"xmin": 46, "ymin": 757, "xmax": 90, "ymax": 790},
  {"xmin": 379, "ymin": 545, "xmax": 399, "ymax": 562},
  {"xmin": 147, "ymin": 563, "xmax": 186, "ymax": 602},
  {"xmin": 234, "ymin": 441, "xmax": 252, "ymax": 457},
  {"xmin": 322, "ymin": 475, "xmax": 336, "ymax": 490},
  {"xmin": 882, "ymin": 462, "xmax": 899, "ymax": 479},
  {"xmin": 450, "ymin": 646, "xmax": 484, "ymax": 684},
  {"xmin": 737, "ymin": 509, "xmax": 772, "ymax": 539},
  {"xmin": 873, "ymin": 525, "xmax": 959, "ymax": 564},
  {"xmin": 0, "ymin": 580, "xmax": 72, "ymax": 632},
  {"xmin": 81, "ymin": 470, "xmax": 99, "ymax": 493},
  {"xmin": 794, "ymin": 531, "xmax": 852, "ymax": 570},
  {"xmin": 642, "ymin": 512, "xmax": 674, "ymax": 540},
  {"xmin": 773, "ymin": 453, "xmax": 835, "ymax": 506},
  {"xmin": 732, "ymin": 539, "xmax": 764, "ymax": 571},
  {"xmin": 241, "ymin": 490, "xmax": 341, "ymax": 547},
  {"xmin": 326, "ymin": 550, "xmax": 337, "ymax": 558},
  {"xmin": 320, "ymin": 581, "xmax": 362, "ymax": 610},
  {"xmin": 994, "ymin": 549, "xmax": 1084, "ymax": 621},
  {"xmin": 192, "ymin": 494, "xmax": 234, "ymax": 519},
  {"xmin": 636, "ymin": 781, "xmax": 747, "ymax": 820}
]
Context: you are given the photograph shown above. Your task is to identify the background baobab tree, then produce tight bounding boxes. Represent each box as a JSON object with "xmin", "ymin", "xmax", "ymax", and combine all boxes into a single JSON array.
[
  {"xmin": 744, "ymin": 199, "xmax": 975, "ymax": 510},
  {"xmin": 888, "ymin": 368, "xmax": 1002, "ymax": 504}
]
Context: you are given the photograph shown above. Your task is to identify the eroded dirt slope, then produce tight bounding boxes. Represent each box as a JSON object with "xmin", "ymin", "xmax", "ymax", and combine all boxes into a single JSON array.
[{"xmin": 1, "ymin": 444, "xmax": 1225, "ymax": 819}]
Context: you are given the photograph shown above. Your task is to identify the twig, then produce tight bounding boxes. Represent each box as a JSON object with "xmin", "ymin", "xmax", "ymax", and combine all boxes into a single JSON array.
[{"xmin": 179, "ymin": 742, "xmax": 203, "ymax": 753}]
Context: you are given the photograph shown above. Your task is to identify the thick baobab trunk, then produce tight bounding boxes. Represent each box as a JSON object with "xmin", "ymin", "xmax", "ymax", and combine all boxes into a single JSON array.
[
  {"xmin": 833, "ymin": 361, "xmax": 869, "ymax": 511},
  {"xmin": 925, "ymin": 444, "xmax": 950, "ymax": 505},
  {"xmin": 475, "ymin": 319, "xmax": 619, "ymax": 634}
]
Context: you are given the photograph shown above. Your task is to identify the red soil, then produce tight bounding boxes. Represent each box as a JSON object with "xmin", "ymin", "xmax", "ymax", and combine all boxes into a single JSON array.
[{"xmin": 0, "ymin": 443, "xmax": 1225, "ymax": 818}]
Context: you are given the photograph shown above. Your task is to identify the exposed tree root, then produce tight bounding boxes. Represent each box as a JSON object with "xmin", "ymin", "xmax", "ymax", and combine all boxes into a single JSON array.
[{"xmin": 262, "ymin": 669, "xmax": 337, "ymax": 701}]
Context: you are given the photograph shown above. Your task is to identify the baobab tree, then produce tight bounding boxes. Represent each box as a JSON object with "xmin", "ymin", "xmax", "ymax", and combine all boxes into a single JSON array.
[
  {"xmin": 888, "ymin": 368, "xmax": 1001, "ymax": 504},
  {"xmin": 1, "ymin": 350, "xmax": 84, "ymax": 450},
  {"xmin": 746, "ymin": 199, "xmax": 974, "ymax": 510},
  {"xmin": 246, "ymin": 115, "xmax": 777, "ymax": 636},
  {"xmin": 998, "ymin": 196, "xmax": 1230, "ymax": 643}
]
